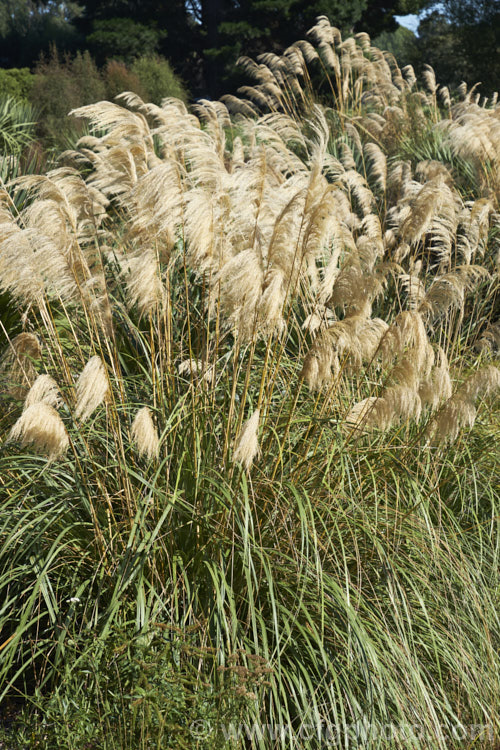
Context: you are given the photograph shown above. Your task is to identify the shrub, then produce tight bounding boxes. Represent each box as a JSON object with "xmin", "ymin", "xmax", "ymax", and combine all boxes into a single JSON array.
[
  {"xmin": 0, "ymin": 624, "xmax": 262, "ymax": 749},
  {"xmin": 132, "ymin": 54, "xmax": 188, "ymax": 104},
  {"xmin": 103, "ymin": 59, "xmax": 146, "ymax": 103},
  {"xmin": 30, "ymin": 48, "xmax": 105, "ymax": 148},
  {"xmin": 0, "ymin": 68, "xmax": 35, "ymax": 100}
]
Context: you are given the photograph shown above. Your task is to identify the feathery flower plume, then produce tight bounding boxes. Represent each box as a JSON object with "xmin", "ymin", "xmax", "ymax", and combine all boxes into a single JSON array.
[
  {"xmin": 427, "ymin": 398, "xmax": 477, "ymax": 445},
  {"xmin": 383, "ymin": 384, "xmax": 422, "ymax": 423},
  {"xmin": 177, "ymin": 358, "xmax": 214, "ymax": 384},
  {"xmin": 399, "ymin": 271, "xmax": 426, "ymax": 311},
  {"xmin": 462, "ymin": 365, "xmax": 500, "ymax": 401},
  {"xmin": 419, "ymin": 347, "xmax": 452, "ymax": 410},
  {"xmin": 346, "ymin": 397, "xmax": 379, "ymax": 432},
  {"xmin": 346, "ymin": 384, "xmax": 422, "ymax": 435},
  {"xmin": 427, "ymin": 365, "xmax": 500, "ymax": 443},
  {"xmin": 233, "ymin": 408, "xmax": 260, "ymax": 471},
  {"xmin": 302, "ymin": 310, "xmax": 325, "ymax": 334},
  {"xmin": 259, "ymin": 270, "xmax": 285, "ymax": 332},
  {"xmin": 422, "ymin": 64, "xmax": 438, "ymax": 95},
  {"xmin": 5, "ymin": 332, "xmax": 41, "ymax": 360},
  {"xmin": 74, "ymin": 356, "xmax": 109, "ymax": 422},
  {"xmin": 300, "ymin": 349, "xmax": 321, "ymax": 389},
  {"xmin": 122, "ymin": 250, "xmax": 165, "ymax": 316},
  {"xmin": 24, "ymin": 374, "xmax": 62, "ymax": 411},
  {"xmin": 300, "ymin": 336, "xmax": 340, "ymax": 390},
  {"xmin": 131, "ymin": 407, "xmax": 160, "ymax": 460},
  {"xmin": 364, "ymin": 142, "xmax": 387, "ymax": 192},
  {"xmin": 9, "ymin": 403, "xmax": 69, "ymax": 460},
  {"xmin": 474, "ymin": 320, "xmax": 500, "ymax": 354},
  {"xmin": 178, "ymin": 358, "xmax": 202, "ymax": 377}
]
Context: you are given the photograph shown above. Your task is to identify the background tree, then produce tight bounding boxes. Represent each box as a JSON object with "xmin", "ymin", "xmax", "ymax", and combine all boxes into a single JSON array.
[
  {"xmin": 86, "ymin": 18, "xmax": 164, "ymax": 65},
  {"xmin": 77, "ymin": 0, "xmax": 196, "ymax": 82},
  {"xmin": 1, "ymin": 0, "xmax": 498, "ymax": 98},
  {"xmin": 200, "ymin": 0, "xmax": 436, "ymax": 95},
  {"xmin": 411, "ymin": 0, "xmax": 500, "ymax": 94},
  {"xmin": 373, "ymin": 24, "xmax": 419, "ymax": 68},
  {"xmin": 76, "ymin": 0, "xmax": 437, "ymax": 96},
  {"xmin": 414, "ymin": 10, "xmax": 470, "ymax": 87},
  {"xmin": 440, "ymin": 0, "xmax": 499, "ymax": 93},
  {"xmin": 357, "ymin": 0, "xmax": 433, "ymax": 36},
  {"xmin": 0, "ymin": 1, "xmax": 83, "ymax": 68}
]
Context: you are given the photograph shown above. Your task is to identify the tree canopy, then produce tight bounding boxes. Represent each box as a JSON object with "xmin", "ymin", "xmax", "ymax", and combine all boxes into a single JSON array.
[
  {"xmin": 0, "ymin": 0, "xmax": 497, "ymax": 96},
  {"xmin": 412, "ymin": 0, "xmax": 500, "ymax": 94}
]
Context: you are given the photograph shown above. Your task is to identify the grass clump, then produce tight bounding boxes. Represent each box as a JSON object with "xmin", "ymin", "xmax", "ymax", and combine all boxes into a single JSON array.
[{"xmin": 0, "ymin": 15, "xmax": 499, "ymax": 749}]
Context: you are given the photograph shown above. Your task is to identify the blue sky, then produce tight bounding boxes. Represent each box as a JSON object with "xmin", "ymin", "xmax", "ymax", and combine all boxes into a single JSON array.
[{"xmin": 395, "ymin": 14, "xmax": 421, "ymax": 33}]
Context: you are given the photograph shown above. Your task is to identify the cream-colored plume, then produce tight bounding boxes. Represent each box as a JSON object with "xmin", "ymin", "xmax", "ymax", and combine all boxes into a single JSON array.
[
  {"xmin": 300, "ymin": 334, "xmax": 340, "ymax": 390},
  {"xmin": 122, "ymin": 249, "xmax": 165, "ymax": 315},
  {"xmin": 131, "ymin": 407, "xmax": 160, "ymax": 460},
  {"xmin": 233, "ymin": 408, "xmax": 261, "ymax": 471},
  {"xmin": 24, "ymin": 374, "xmax": 62, "ymax": 411},
  {"xmin": 475, "ymin": 320, "xmax": 500, "ymax": 354},
  {"xmin": 427, "ymin": 365, "xmax": 500, "ymax": 443},
  {"xmin": 177, "ymin": 358, "xmax": 214, "ymax": 384},
  {"xmin": 74, "ymin": 356, "xmax": 109, "ymax": 422},
  {"xmin": 462, "ymin": 365, "xmax": 500, "ymax": 401},
  {"xmin": 9, "ymin": 403, "xmax": 69, "ymax": 460},
  {"xmin": 346, "ymin": 397, "xmax": 379, "ymax": 432},
  {"xmin": 346, "ymin": 385, "xmax": 422, "ymax": 435},
  {"xmin": 418, "ymin": 347, "xmax": 452, "ymax": 410},
  {"xmin": 364, "ymin": 142, "xmax": 387, "ymax": 192}
]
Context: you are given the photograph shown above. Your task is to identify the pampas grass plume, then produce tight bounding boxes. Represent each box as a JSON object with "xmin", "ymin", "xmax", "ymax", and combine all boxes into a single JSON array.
[
  {"xmin": 74, "ymin": 356, "xmax": 109, "ymax": 422},
  {"xmin": 9, "ymin": 403, "xmax": 69, "ymax": 459},
  {"xmin": 24, "ymin": 374, "xmax": 62, "ymax": 411},
  {"xmin": 427, "ymin": 365, "xmax": 500, "ymax": 443},
  {"xmin": 131, "ymin": 407, "xmax": 160, "ymax": 460},
  {"xmin": 233, "ymin": 408, "xmax": 260, "ymax": 471},
  {"xmin": 8, "ymin": 333, "xmax": 41, "ymax": 360},
  {"xmin": 346, "ymin": 397, "xmax": 378, "ymax": 431},
  {"xmin": 177, "ymin": 358, "xmax": 214, "ymax": 383}
]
